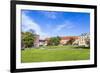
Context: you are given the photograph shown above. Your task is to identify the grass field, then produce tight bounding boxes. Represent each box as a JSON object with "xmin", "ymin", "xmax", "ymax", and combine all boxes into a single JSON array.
[{"xmin": 21, "ymin": 46, "xmax": 90, "ymax": 63}]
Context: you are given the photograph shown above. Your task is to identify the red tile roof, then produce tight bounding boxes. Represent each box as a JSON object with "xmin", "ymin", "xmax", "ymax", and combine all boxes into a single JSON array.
[{"xmin": 61, "ymin": 36, "xmax": 79, "ymax": 40}]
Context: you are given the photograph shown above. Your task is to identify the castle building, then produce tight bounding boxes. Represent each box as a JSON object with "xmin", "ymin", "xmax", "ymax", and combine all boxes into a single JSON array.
[
  {"xmin": 73, "ymin": 33, "xmax": 90, "ymax": 47},
  {"xmin": 34, "ymin": 35, "xmax": 39, "ymax": 48}
]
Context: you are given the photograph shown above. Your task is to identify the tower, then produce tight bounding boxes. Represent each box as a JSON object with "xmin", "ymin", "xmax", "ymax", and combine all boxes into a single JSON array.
[{"xmin": 34, "ymin": 35, "xmax": 39, "ymax": 48}]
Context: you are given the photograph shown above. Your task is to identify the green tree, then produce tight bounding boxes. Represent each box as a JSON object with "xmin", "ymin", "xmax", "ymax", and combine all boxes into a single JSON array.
[
  {"xmin": 21, "ymin": 32, "xmax": 35, "ymax": 48},
  {"xmin": 67, "ymin": 38, "xmax": 75, "ymax": 45},
  {"xmin": 48, "ymin": 36, "xmax": 60, "ymax": 46}
]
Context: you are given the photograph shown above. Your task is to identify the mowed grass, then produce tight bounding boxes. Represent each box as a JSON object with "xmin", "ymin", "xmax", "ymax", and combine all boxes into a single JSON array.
[{"xmin": 21, "ymin": 46, "xmax": 90, "ymax": 63}]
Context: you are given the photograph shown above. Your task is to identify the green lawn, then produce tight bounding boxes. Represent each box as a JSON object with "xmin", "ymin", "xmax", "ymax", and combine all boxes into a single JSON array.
[{"xmin": 21, "ymin": 46, "xmax": 90, "ymax": 63}]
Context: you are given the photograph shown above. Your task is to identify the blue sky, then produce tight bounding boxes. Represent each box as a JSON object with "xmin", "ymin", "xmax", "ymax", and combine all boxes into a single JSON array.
[{"xmin": 21, "ymin": 10, "xmax": 90, "ymax": 39}]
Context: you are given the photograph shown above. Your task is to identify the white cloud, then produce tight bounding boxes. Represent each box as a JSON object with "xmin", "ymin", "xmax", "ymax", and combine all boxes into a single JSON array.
[
  {"xmin": 22, "ymin": 12, "xmax": 41, "ymax": 34},
  {"xmin": 55, "ymin": 24, "xmax": 67, "ymax": 31},
  {"xmin": 40, "ymin": 11, "xmax": 57, "ymax": 19},
  {"xmin": 21, "ymin": 12, "xmax": 74, "ymax": 39},
  {"xmin": 54, "ymin": 21, "xmax": 74, "ymax": 33},
  {"xmin": 22, "ymin": 12, "xmax": 49, "ymax": 39}
]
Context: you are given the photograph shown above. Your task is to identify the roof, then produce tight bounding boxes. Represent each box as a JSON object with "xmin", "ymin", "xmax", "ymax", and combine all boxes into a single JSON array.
[
  {"xmin": 60, "ymin": 36, "xmax": 79, "ymax": 40},
  {"xmin": 39, "ymin": 40, "xmax": 46, "ymax": 42}
]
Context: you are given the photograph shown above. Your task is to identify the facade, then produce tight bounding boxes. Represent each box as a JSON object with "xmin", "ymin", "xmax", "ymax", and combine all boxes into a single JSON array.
[
  {"xmin": 73, "ymin": 33, "xmax": 90, "ymax": 47},
  {"xmin": 60, "ymin": 36, "xmax": 79, "ymax": 45},
  {"xmin": 78, "ymin": 33, "xmax": 90, "ymax": 47},
  {"xmin": 34, "ymin": 35, "xmax": 39, "ymax": 48},
  {"xmin": 33, "ymin": 36, "xmax": 48, "ymax": 47},
  {"xmin": 39, "ymin": 40, "xmax": 47, "ymax": 46}
]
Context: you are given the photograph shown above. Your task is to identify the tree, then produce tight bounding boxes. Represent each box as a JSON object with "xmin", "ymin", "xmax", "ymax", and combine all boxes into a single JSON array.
[
  {"xmin": 67, "ymin": 38, "xmax": 75, "ymax": 45},
  {"xmin": 48, "ymin": 36, "xmax": 60, "ymax": 46},
  {"xmin": 21, "ymin": 32, "xmax": 35, "ymax": 48}
]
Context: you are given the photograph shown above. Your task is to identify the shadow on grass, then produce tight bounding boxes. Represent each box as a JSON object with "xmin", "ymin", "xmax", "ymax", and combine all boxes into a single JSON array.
[{"xmin": 73, "ymin": 46, "xmax": 90, "ymax": 49}]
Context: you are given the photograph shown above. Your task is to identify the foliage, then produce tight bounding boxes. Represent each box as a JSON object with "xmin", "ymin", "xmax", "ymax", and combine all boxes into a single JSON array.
[
  {"xmin": 21, "ymin": 32, "xmax": 35, "ymax": 48},
  {"xmin": 66, "ymin": 38, "xmax": 75, "ymax": 45},
  {"xmin": 48, "ymin": 36, "xmax": 61, "ymax": 46}
]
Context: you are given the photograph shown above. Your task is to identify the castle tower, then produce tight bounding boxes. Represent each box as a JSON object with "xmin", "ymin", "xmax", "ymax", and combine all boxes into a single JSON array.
[{"xmin": 34, "ymin": 35, "xmax": 39, "ymax": 48}]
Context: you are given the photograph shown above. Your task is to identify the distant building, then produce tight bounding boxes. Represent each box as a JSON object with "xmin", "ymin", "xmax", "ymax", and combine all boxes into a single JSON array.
[
  {"xmin": 79, "ymin": 33, "xmax": 90, "ymax": 47},
  {"xmin": 60, "ymin": 36, "xmax": 79, "ymax": 45},
  {"xmin": 39, "ymin": 40, "xmax": 47, "ymax": 46},
  {"xmin": 73, "ymin": 33, "xmax": 90, "ymax": 47},
  {"xmin": 33, "ymin": 33, "xmax": 90, "ymax": 47},
  {"xmin": 44, "ymin": 36, "xmax": 79, "ymax": 46},
  {"xmin": 34, "ymin": 35, "xmax": 39, "ymax": 48},
  {"xmin": 34, "ymin": 36, "xmax": 48, "ymax": 47}
]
